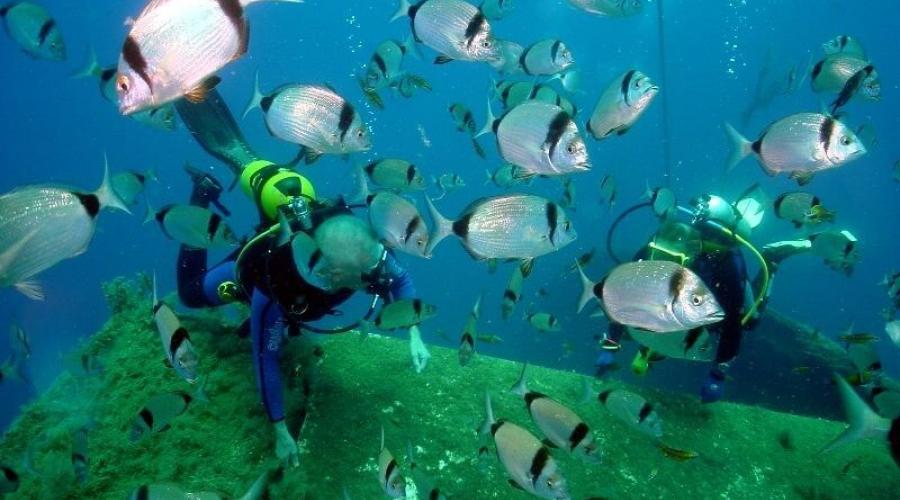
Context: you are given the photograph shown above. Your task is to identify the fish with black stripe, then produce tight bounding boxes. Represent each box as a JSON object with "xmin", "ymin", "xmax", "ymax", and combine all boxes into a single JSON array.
[
  {"xmin": 586, "ymin": 69, "xmax": 659, "ymax": 140},
  {"xmin": 725, "ymin": 113, "xmax": 866, "ymax": 184},
  {"xmin": 363, "ymin": 159, "xmax": 428, "ymax": 193},
  {"xmin": 458, "ymin": 294, "xmax": 481, "ymax": 366},
  {"xmin": 0, "ymin": 1, "xmax": 65, "ymax": 60},
  {"xmin": 477, "ymin": 101, "xmax": 590, "ymax": 178},
  {"xmin": 479, "ymin": 392, "xmax": 571, "ymax": 499},
  {"xmin": 597, "ymin": 388, "xmax": 663, "ymax": 439},
  {"xmin": 129, "ymin": 391, "xmax": 193, "ymax": 441},
  {"xmin": 152, "ymin": 273, "xmax": 200, "ymax": 384},
  {"xmin": 391, "ymin": 0, "xmax": 501, "ymax": 65},
  {"xmin": 145, "ymin": 202, "xmax": 237, "ymax": 250},
  {"xmin": 378, "ymin": 427, "xmax": 408, "ymax": 497},
  {"xmin": 489, "ymin": 39, "xmax": 526, "ymax": 75},
  {"xmin": 811, "ymin": 55, "xmax": 880, "ymax": 103},
  {"xmin": 116, "ymin": 0, "xmax": 301, "ymax": 115},
  {"xmin": 374, "ymin": 298, "xmax": 438, "ymax": 330},
  {"xmin": 501, "ymin": 259, "xmax": 533, "ymax": 319},
  {"xmin": 510, "ymin": 364, "xmax": 602, "ymax": 464},
  {"xmin": 366, "ymin": 190, "xmax": 431, "ymax": 258},
  {"xmin": 492, "ymin": 81, "xmax": 578, "ymax": 120},
  {"xmin": 244, "ymin": 76, "xmax": 371, "ymax": 164},
  {"xmin": 359, "ymin": 37, "xmax": 429, "ymax": 109},
  {"xmin": 519, "ymin": 39, "xmax": 575, "ymax": 77},
  {"xmin": 822, "ymin": 35, "xmax": 866, "ymax": 59},
  {"xmin": 426, "ymin": 194, "xmax": 576, "ymax": 259},
  {"xmin": 449, "ymin": 103, "xmax": 487, "ymax": 158}
]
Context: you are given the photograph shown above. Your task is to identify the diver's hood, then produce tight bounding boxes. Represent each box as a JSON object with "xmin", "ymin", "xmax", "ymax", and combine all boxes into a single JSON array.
[{"xmin": 691, "ymin": 194, "xmax": 752, "ymax": 240}]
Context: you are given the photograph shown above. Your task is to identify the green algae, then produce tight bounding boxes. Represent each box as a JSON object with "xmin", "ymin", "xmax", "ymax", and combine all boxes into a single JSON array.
[{"xmin": 1, "ymin": 277, "xmax": 897, "ymax": 499}]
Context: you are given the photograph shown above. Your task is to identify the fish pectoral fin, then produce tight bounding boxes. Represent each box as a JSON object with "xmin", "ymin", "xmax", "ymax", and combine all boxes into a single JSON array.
[
  {"xmin": 434, "ymin": 55, "xmax": 455, "ymax": 65},
  {"xmin": 183, "ymin": 76, "xmax": 222, "ymax": 104},
  {"xmin": 507, "ymin": 480, "xmax": 526, "ymax": 491},
  {"xmin": 617, "ymin": 126, "xmax": 631, "ymax": 136},
  {"xmin": 14, "ymin": 281, "xmax": 45, "ymax": 301},
  {"xmin": 304, "ymin": 149, "xmax": 324, "ymax": 165}
]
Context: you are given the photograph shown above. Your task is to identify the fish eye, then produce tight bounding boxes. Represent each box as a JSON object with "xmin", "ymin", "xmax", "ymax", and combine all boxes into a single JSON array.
[
  {"xmin": 117, "ymin": 74, "xmax": 130, "ymax": 93},
  {"xmin": 416, "ymin": 238, "xmax": 425, "ymax": 246},
  {"xmin": 356, "ymin": 129, "xmax": 365, "ymax": 138},
  {"xmin": 691, "ymin": 294, "xmax": 704, "ymax": 306},
  {"xmin": 481, "ymin": 40, "xmax": 492, "ymax": 49},
  {"xmin": 840, "ymin": 135, "xmax": 852, "ymax": 146},
  {"xmin": 566, "ymin": 143, "xmax": 577, "ymax": 154},
  {"xmin": 564, "ymin": 221, "xmax": 571, "ymax": 231}
]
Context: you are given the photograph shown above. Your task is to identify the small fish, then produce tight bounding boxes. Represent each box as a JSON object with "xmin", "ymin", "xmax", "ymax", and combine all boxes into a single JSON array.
[
  {"xmin": 152, "ymin": 274, "xmax": 200, "ymax": 384},
  {"xmin": 111, "ymin": 169, "xmax": 157, "ymax": 207},
  {"xmin": 434, "ymin": 173, "xmax": 466, "ymax": 200},
  {"xmin": 840, "ymin": 332, "xmax": 878, "ymax": 346},
  {"xmin": 479, "ymin": 100, "xmax": 590, "ymax": 178},
  {"xmin": 598, "ymin": 175, "xmax": 617, "ymax": 208},
  {"xmin": 130, "ymin": 391, "xmax": 193, "ymax": 441},
  {"xmin": 479, "ymin": 392, "xmax": 571, "ymax": 499},
  {"xmin": 374, "ymin": 299, "xmax": 438, "ymax": 330},
  {"xmin": 809, "ymin": 230, "xmax": 859, "ymax": 276},
  {"xmin": 829, "ymin": 64, "xmax": 878, "ymax": 113},
  {"xmin": 379, "ymin": 427, "xmax": 407, "ymax": 498},
  {"xmin": 9, "ymin": 325, "xmax": 30, "ymax": 360},
  {"xmin": 492, "ymin": 81, "xmax": 578, "ymax": 117},
  {"xmin": 725, "ymin": 113, "xmax": 866, "ymax": 181},
  {"xmin": 360, "ymin": 36, "xmax": 424, "ymax": 108},
  {"xmin": 519, "ymin": 39, "xmax": 575, "ymax": 77},
  {"xmin": 644, "ymin": 185, "xmax": 675, "ymax": 217},
  {"xmin": 485, "ymin": 163, "xmax": 531, "ymax": 189},
  {"xmin": 0, "ymin": 1, "xmax": 65, "ymax": 60},
  {"xmin": 597, "ymin": 389, "xmax": 663, "ymax": 439},
  {"xmin": 0, "ymin": 160, "xmax": 129, "ymax": 300},
  {"xmin": 364, "ymin": 159, "xmax": 427, "ymax": 192},
  {"xmin": 366, "ymin": 191, "xmax": 430, "ymax": 258},
  {"xmin": 71, "ymin": 426, "xmax": 89, "ymax": 484},
  {"xmin": 811, "ymin": 55, "xmax": 880, "ymax": 102},
  {"xmin": 510, "ymin": 364, "xmax": 601, "ymax": 464},
  {"xmin": 480, "ymin": 0, "xmax": 514, "ymax": 20},
  {"xmin": 823, "ymin": 35, "xmax": 866, "ymax": 59},
  {"xmin": 145, "ymin": 203, "xmax": 238, "ymax": 249},
  {"xmin": 777, "ymin": 430, "xmax": 795, "ymax": 451},
  {"xmin": 391, "ymin": 0, "xmax": 501, "ymax": 64},
  {"xmin": 427, "ymin": 195, "xmax": 577, "ymax": 259},
  {"xmin": 459, "ymin": 295, "xmax": 481, "ymax": 366},
  {"xmin": 823, "ymin": 376, "xmax": 899, "ymax": 467},
  {"xmin": 576, "ymin": 260, "xmax": 724, "ymax": 333},
  {"xmin": 774, "ymin": 191, "xmax": 824, "ymax": 228},
  {"xmin": 893, "ymin": 160, "xmax": 899, "ymax": 183},
  {"xmin": 449, "ymin": 103, "xmax": 486, "ymax": 158},
  {"xmin": 567, "ymin": 0, "xmax": 643, "ymax": 17},
  {"xmin": 476, "ymin": 334, "xmax": 503, "ymax": 344},
  {"xmin": 116, "ymin": 0, "xmax": 301, "ymax": 114},
  {"xmin": 657, "ymin": 443, "xmax": 698, "ymax": 462},
  {"xmin": 587, "ymin": 70, "xmax": 659, "ymax": 140},
  {"xmin": 1, "ymin": 464, "xmax": 19, "ymax": 493},
  {"xmin": 526, "ymin": 312, "xmax": 561, "ymax": 333},
  {"xmin": 501, "ymin": 260, "xmax": 532, "ymax": 319},
  {"xmin": 804, "ymin": 204, "xmax": 836, "ymax": 225},
  {"xmin": 245, "ymin": 78, "xmax": 371, "ymax": 164}
]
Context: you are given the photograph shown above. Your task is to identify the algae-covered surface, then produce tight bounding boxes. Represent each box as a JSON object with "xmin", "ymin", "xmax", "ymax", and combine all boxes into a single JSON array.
[{"xmin": 1, "ymin": 277, "xmax": 897, "ymax": 499}]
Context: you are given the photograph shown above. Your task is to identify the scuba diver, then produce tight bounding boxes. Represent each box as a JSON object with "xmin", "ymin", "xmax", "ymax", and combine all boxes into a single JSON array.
[
  {"xmin": 597, "ymin": 192, "xmax": 776, "ymax": 403},
  {"xmin": 172, "ymin": 91, "xmax": 416, "ymax": 466}
]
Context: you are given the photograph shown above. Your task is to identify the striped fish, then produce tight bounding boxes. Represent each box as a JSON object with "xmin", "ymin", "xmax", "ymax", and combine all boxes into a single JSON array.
[
  {"xmin": 391, "ymin": 0, "xmax": 501, "ymax": 64},
  {"xmin": 374, "ymin": 299, "xmax": 438, "ymax": 330},
  {"xmin": 367, "ymin": 191, "xmax": 430, "ymax": 258},
  {"xmin": 363, "ymin": 159, "xmax": 427, "ymax": 192},
  {"xmin": 244, "ymin": 79, "xmax": 371, "ymax": 164},
  {"xmin": 129, "ymin": 391, "xmax": 193, "ymax": 441},
  {"xmin": 586, "ymin": 69, "xmax": 659, "ymax": 140},
  {"xmin": 597, "ymin": 389, "xmax": 662, "ymax": 439},
  {"xmin": 379, "ymin": 427, "xmax": 407, "ymax": 498},
  {"xmin": 822, "ymin": 35, "xmax": 866, "ymax": 59},
  {"xmin": 458, "ymin": 294, "xmax": 480, "ymax": 366},
  {"xmin": 116, "ymin": 0, "xmax": 301, "ymax": 115},
  {"xmin": 0, "ymin": 2, "xmax": 65, "ymax": 61},
  {"xmin": 519, "ymin": 39, "xmax": 574, "ymax": 77},
  {"xmin": 152, "ymin": 274, "xmax": 199, "ymax": 384},
  {"xmin": 501, "ymin": 260, "xmax": 532, "ymax": 319},
  {"xmin": 811, "ymin": 55, "xmax": 880, "ymax": 101},
  {"xmin": 146, "ymin": 203, "xmax": 237, "ymax": 249}
]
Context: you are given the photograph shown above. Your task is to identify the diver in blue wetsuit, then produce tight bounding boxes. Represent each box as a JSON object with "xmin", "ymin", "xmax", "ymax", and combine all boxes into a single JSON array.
[{"xmin": 173, "ymin": 91, "xmax": 416, "ymax": 466}]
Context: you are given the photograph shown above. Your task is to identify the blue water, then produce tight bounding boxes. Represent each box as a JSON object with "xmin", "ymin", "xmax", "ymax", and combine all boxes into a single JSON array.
[{"xmin": 1, "ymin": 0, "xmax": 898, "ymax": 432}]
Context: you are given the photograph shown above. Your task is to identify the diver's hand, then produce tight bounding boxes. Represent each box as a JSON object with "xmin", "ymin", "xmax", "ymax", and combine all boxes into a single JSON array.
[
  {"xmin": 409, "ymin": 325, "xmax": 432, "ymax": 374},
  {"xmin": 700, "ymin": 368, "xmax": 727, "ymax": 404},
  {"xmin": 274, "ymin": 420, "xmax": 300, "ymax": 467}
]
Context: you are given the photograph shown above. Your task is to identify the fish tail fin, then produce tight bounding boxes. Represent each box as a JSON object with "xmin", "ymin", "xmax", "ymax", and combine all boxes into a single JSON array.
[
  {"xmin": 509, "ymin": 362, "xmax": 529, "ymax": 397},
  {"xmin": 14, "ymin": 281, "xmax": 44, "ymax": 301},
  {"xmin": 471, "ymin": 137, "xmax": 486, "ymax": 158},
  {"xmin": 575, "ymin": 260, "xmax": 596, "ymax": 314},
  {"xmin": 390, "ymin": 0, "xmax": 412, "ymax": 22},
  {"xmin": 96, "ymin": 154, "xmax": 131, "ymax": 214},
  {"xmin": 401, "ymin": 33, "xmax": 421, "ymax": 60},
  {"xmin": 424, "ymin": 197, "xmax": 453, "ymax": 257},
  {"xmin": 724, "ymin": 122, "xmax": 753, "ymax": 172},
  {"xmin": 242, "ymin": 71, "xmax": 264, "ymax": 120},
  {"xmin": 823, "ymin": 375, "xmax": 889, "ymax": 453},
  {"xmin": 142, "ymin": 195, "xmax": 156, "ymax": 225},
  {"xmin": 71, "ymin": 45, "xmax": 100, "ymax": 79},
  {"xmin": 579, "ymin": 377, "xmax": 597, "ymax": 405},
  {"xmin": 152, "ymin": 270, "xmax": 159, "ymax": 310},
  {"xmin": 475, "ymin": 99, "xmax": 496, "ymax": 138},
  {"xmin": 238, "ymin": 464, "xmax": 283, "ymax": 500},
  {"xmin": 479, "ymin": 391, "xmax": 495, "ymax": 436}
]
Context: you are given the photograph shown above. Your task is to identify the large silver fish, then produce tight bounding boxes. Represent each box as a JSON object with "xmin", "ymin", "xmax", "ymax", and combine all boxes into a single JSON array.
[
  {"xmin": 725, "ymin": 113, "xmax": 867, "ymax": 180},
  {"xmin": 426, "ymin": 194, "xmax": 577, "ymax": 259},
  {"xmin": 480, "ymin": 392, "xmax": 571, "ymax": 499},
  {"xmin": 366, "ymin": 191, "xmax": 430, "ymax": 258},
  {"xmin": 0, "ymin": 164, "xmax": 129, "ymax": 300},
  {"xmin": 152, "ymin": 274, "xmax": 199, "ymax": 384},
  {"xmin": 576, "ymin": 260, "xmax": 724, "ymax": 333},
  {"xmin": 811, "ymin": 55, "xmax": 880, "ymax": 100},
  {"xmin": 146, "ymin": 204, "xmax": 238, "ymax": 250},
  {"xmin": 391, "ymin": 0, "xmax": 501, "ymax": 64},
  {"xmin": 597, "ymin": 389, "xmax": 662, "ymax": 439},
  {"xmin": 116, "ymin": 0, "xmax": 300, "ymax": 115},
  {"xmin": 244, "ymin": 79, "xmax": 371, "ymax": 164},
  {"xmin": 586, "ymin": 69, "xmax": 659, "ymax": 140},
  {"xmin": 479, "ymin": 101, "xmax": 590, "ymax": 178},
  {"xmin": 0, "ymin": 1, "xmax": 65, "ymax": 60},
  {"xmin": 567, "ymin": 0, "xmax": 642, "ymax": 17},
  {"xmin": 520, "ymin": 39, "xmax": 574, "ymax": 77}
]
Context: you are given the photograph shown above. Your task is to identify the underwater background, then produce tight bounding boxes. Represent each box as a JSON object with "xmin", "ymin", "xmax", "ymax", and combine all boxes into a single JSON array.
[{"xmin": 1, "ymin": 0, "xmax": 899, "ymax": 497}]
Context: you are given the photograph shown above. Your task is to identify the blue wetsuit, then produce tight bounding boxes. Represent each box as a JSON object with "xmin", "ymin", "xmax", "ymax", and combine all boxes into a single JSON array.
[{"xmin": 177, "ymin": 246, "xmax": 416, "ymax": 423}]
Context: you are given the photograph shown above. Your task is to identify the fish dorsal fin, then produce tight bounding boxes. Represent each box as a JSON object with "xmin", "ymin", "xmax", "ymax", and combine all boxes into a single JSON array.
[{"xmin": 184, "ymin": 76, "xmax": 222, "ymax": 104}]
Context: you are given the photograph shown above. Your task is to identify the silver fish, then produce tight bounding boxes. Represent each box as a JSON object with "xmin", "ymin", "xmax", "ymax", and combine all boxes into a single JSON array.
[
  {"xmin": 0, "ymin": 163, "xmax": 129, "ymax": 300},
  {"xmin": 725, "ymin": 113, "xmax": 866, "ymax": 179},
  {"xmin": 644, "ymin": 185, "xmax": 675, "ymax": 217},
  {"xmin": 501, "ymin": 260, "xmax": 532, "ymax": 319},
  {"xmin": 480, "ymin": 0, "xmax": 514, "ymax": 20},
  {"xmin": 887, "ymin": 320, "xmax": 900, "ymax": 350},
  {"xmin": 627, "ymin": 327, "xmax": 714, "ymax": 362},
  {"xmin": 9, "ymin": 325, "xmax": 30, "ymax": 360},
  {"xmin": 379, "ymin": 427, "xmax": 407, "ymax": 498},
  {"xmin": 811, "ymin": 55, "xmax": 880, "ymax": 106},
  {"xmin": 391, "ymin": 0, "xmax": 501, "ymax": 64},
  {"xmin": 116, "ymin": 0, "xmax": 300, "ymax": 115},
  {"xmin": 374, "ymin": 299, "xmax": 438, "ymax": 330},
  {"xmin": 152, "ymin": 274, "xmax": 199, "ymax": 384},
  {"xmin": 567, "ymin": 0, "xmax": 642, "ymax": 17},
  {"xmin": 597, "ymin": 389, "xmax": 662, "ymax": 439},
  {"xmin": 489, "ymin": 39, "xmax": 525, "ymax": 74},
  {"xmin": 485, "ymin": 163, "xmax": 531, "ymax": 189},
  {"xmin": 244, "ymin": 79, "xmax": 371, "ymax": 164},
  {"xmin": 0, "ymin": 2, "xmax": 65, "ymax": 61},
  {"xmin": 363, "ymin": 37, "xmax": 419, "ymax": 94},
  {"xmin": 449, "ymin": 103, "xmax": 486, "ymax": 158},
  {"xmin": 774, "ymin": 192, "xmax": 821, "ymax": 227},
  {"xmin": 520, "ymin": 39, "xmax": 574, "ymax": 77},
  {"xmin": 510, "ymin": 364, "xmax": 601, "ymax": 464},
  {"xmin": 493, "ymin": 82, "xmax": 578, "ymax": 120},
  {"xmin": 809, "ymin": 229, "xmax": 859, "ymax": 275},
  {"xmin": 129, "ymin": 391, "xmax": 193, "ymax": 441},
  {"xmin": 366, "ymin": 191, "xmax": 430, "ymax": 258},
  {"xmin": 426, "ymin": 194, "xmax": 577, "ymax": 259},
  {"xmin": 526, "ymin": 312, "xmax": 560, "ymax": 332},
  {"xmin": 480, "ymin": 101, "xmax": 590, "ymax": 177},
  {"xmin": 480, "ymin": 392, "xmax": 571, "ymax": 499},
  {"xmin": 576, "ymin": 260, "xmax": 724, "ymax": 333},
  {"xmin": 598, "ymin": 174, "xmax": 617, "ymax": 208},
  {"xmin": 822, "ymin": 35, "xmax": 866, "ymax": 59},
  {"xmin": 459, "ymin": 294, "xmax": 480, "ymax": 366},
  {"xmin": 146, "ymin": 204, "xmax": 238, "ymax": 249},
  {"xmin": 586, "ymin": 69, "xmax": 659, "ymax": 140},
  {"xmin": 363, "ymin": 159, "xmax": 427, "ymax": 192},
  {"xmin": 111, "ymin": 169, "xmax": 156, "ymax": 207}
]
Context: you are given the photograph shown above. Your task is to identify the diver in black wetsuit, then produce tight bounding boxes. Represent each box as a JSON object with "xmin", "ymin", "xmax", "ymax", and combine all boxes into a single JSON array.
[{"xmin": 171, "ymin": 91, "xmax": 417, "ymax": 466}]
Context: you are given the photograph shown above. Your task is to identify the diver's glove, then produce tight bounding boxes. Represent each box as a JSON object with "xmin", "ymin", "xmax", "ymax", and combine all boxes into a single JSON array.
[
  {"xmin": 700, "ymin": 365, "xmax": 728, "ymax": 403},
  {"xmin": 409, "ymin": 325, "xmax": 432, "ymax": 374},
  {"xmin": 273, "ymin": 420, "xmax": 300, "ymax": 467},
  {"xmin": 594, "ymin": 351, "xmax": 616, "ymax": 377}
]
